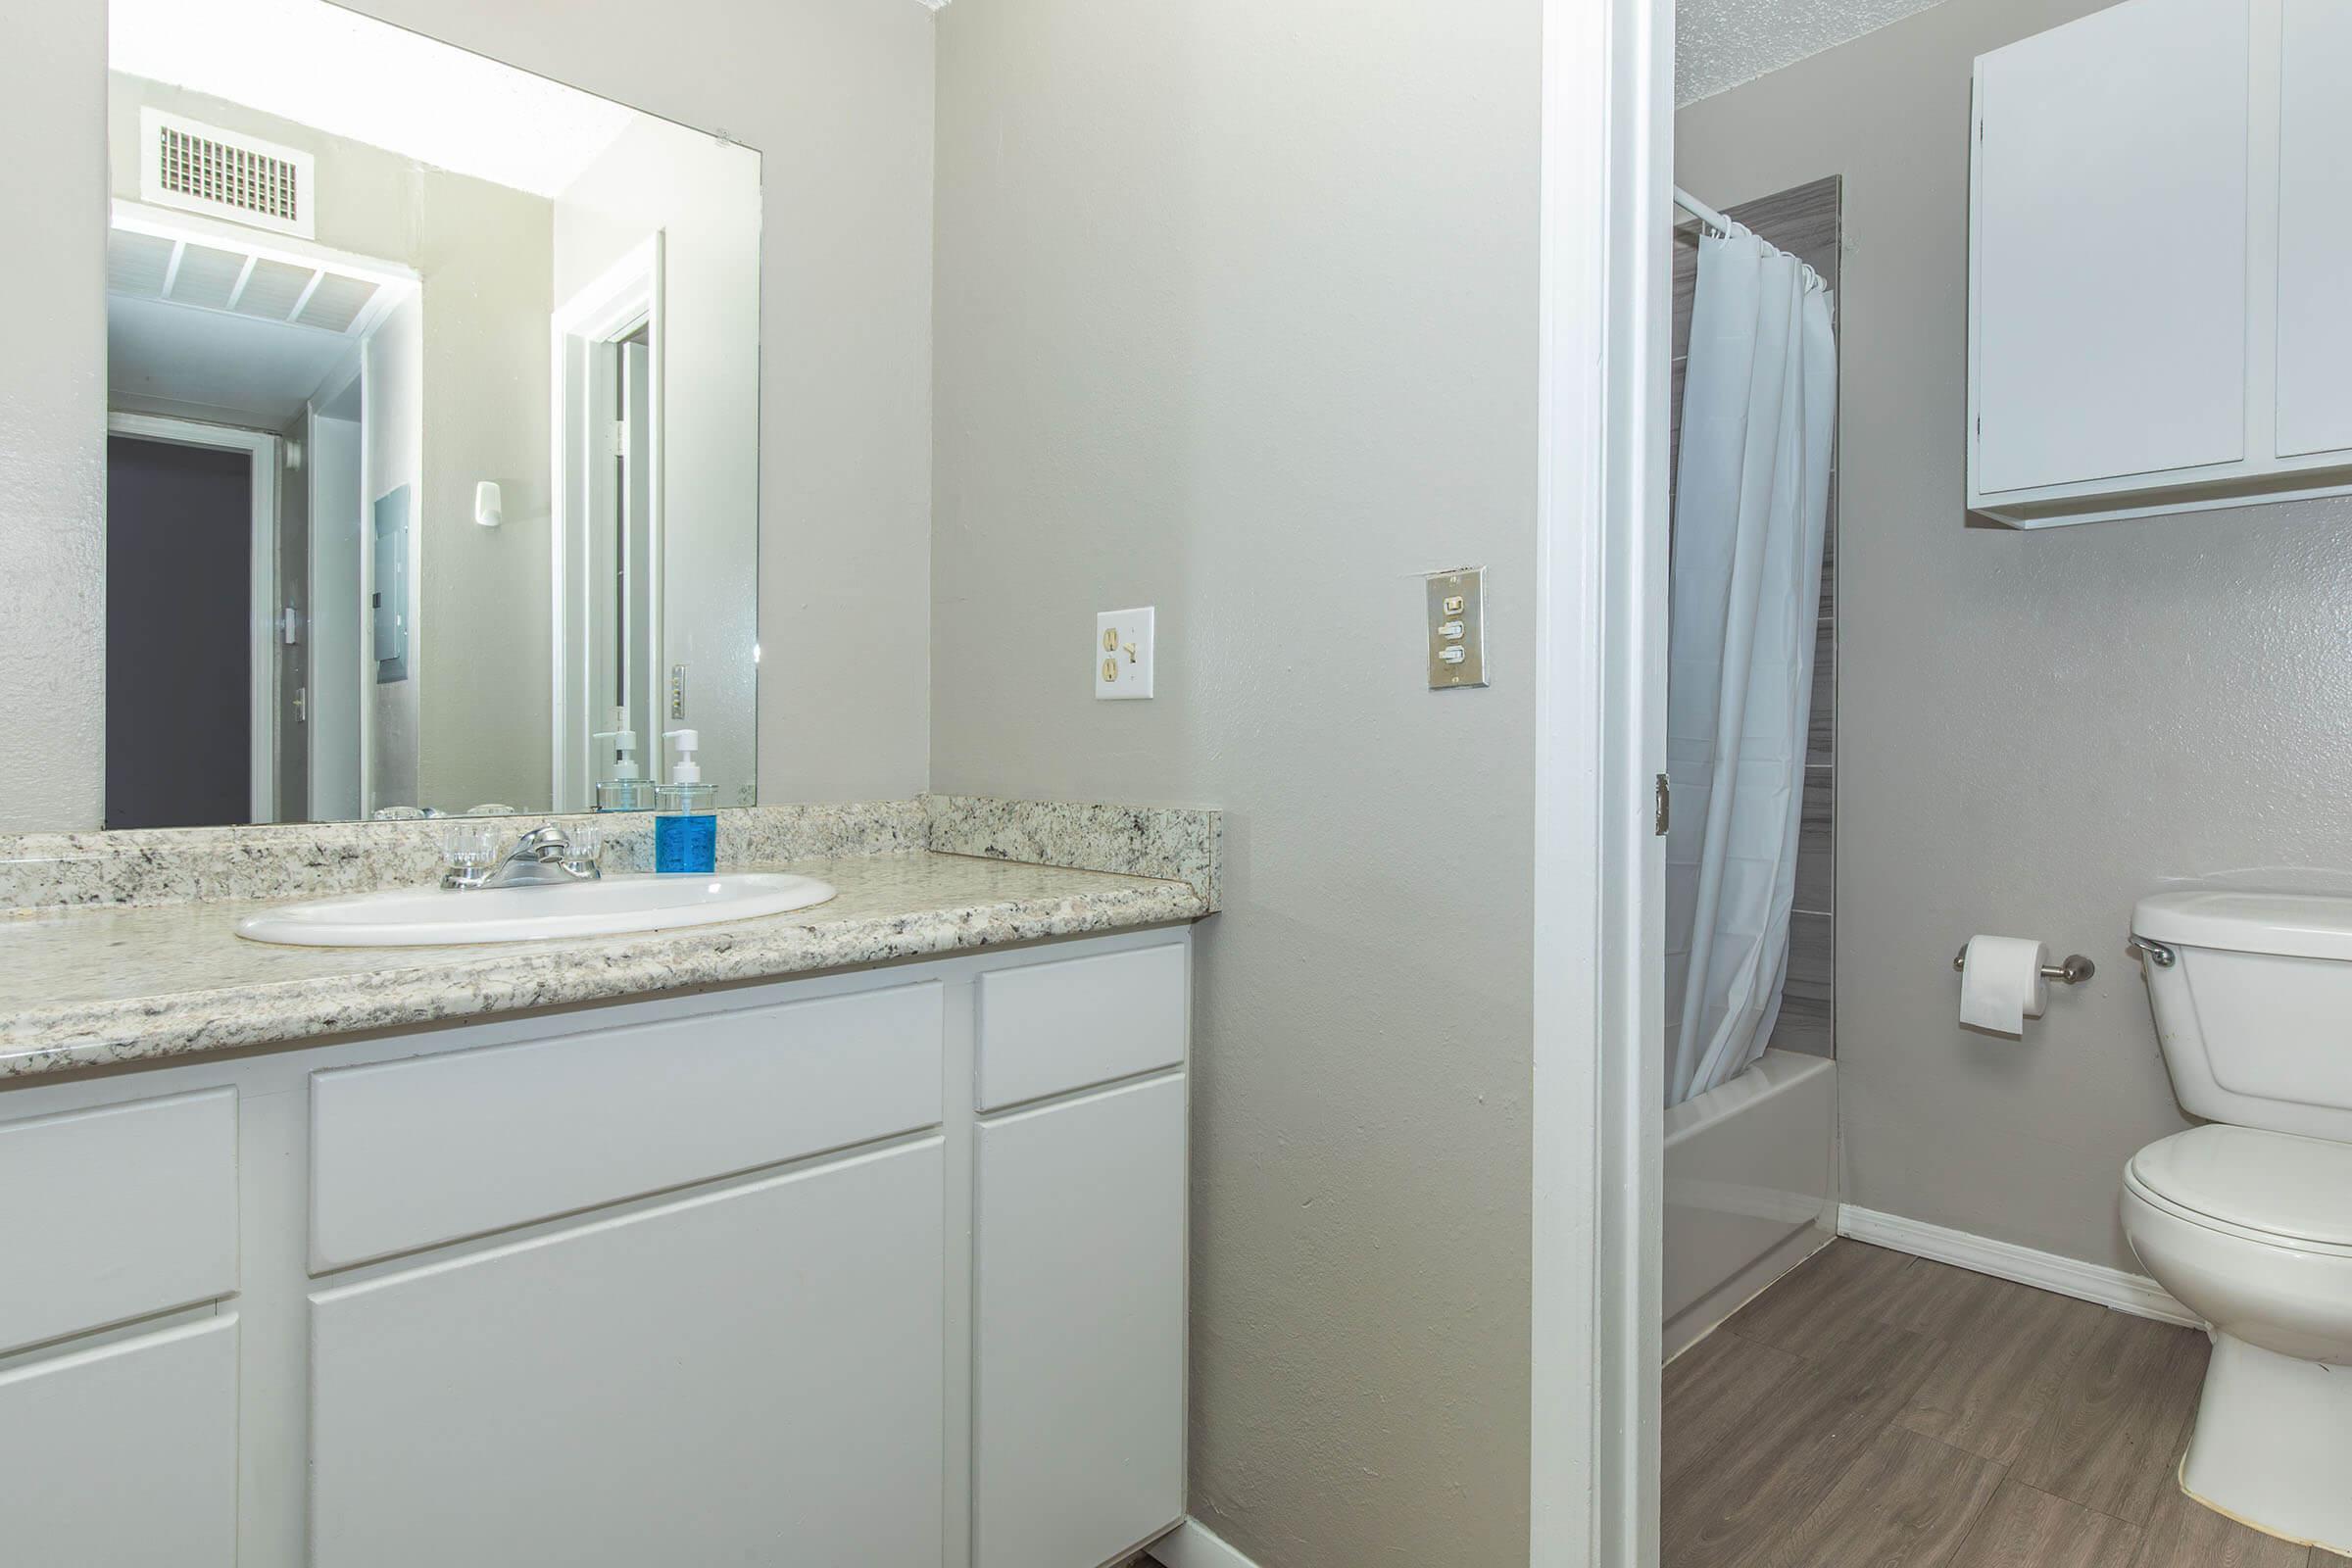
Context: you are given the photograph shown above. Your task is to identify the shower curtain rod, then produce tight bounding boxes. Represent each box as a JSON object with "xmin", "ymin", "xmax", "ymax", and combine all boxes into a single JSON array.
[{"xmin": 1673, "ymin": 184, "xmax": 1733, "ymax": 236}]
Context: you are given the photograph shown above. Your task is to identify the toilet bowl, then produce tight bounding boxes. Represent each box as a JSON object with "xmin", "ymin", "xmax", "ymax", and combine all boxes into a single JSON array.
[
  {"xmin": 2121, "ymin": 1126, "xmax": 2352, "ymax": 1553},
  {"xmin": 2127, "ymin": 891, "xmax": 2352, "ymax": 1553}
]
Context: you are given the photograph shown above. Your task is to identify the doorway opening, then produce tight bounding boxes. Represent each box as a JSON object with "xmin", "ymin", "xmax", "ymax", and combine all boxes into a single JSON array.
[
  {"xmin": 103, "ymin": 414, "xmax": 276, "ymax": 827},
  {"xmin": 552, "ymin": 233, "xmax": 664, "ymax": 812}
]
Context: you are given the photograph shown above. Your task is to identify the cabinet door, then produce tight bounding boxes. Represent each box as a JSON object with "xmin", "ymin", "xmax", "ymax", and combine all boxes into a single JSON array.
[
  {"xmin": 1974, "ymin": 0, "xmax": 2248, "ymax": 494},
  {"xmin": 975, "ymin": 1075, "xmax": 1185, "ymax": 1568},
  {"xmin": 0, "ymin": 1316, "xmax": 238, "ymax": 1567},
  {"xmin": 312, "ymin": 1141, "xmax": 946, "ymax": 1568},
  {"xmin": 2277, "ymin": 0, "xmax": 2352, "ymax": 458}
]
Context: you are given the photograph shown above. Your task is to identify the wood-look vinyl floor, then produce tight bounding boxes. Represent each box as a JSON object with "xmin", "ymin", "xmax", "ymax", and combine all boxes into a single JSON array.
[{"xmin": 1665, "ymin": 1239, "xmax": 2350, "ymax": 1568}]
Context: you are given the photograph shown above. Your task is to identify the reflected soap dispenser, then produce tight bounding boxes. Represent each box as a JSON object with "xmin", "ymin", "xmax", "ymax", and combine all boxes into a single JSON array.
[
  {"xmin": 656, "ymin": 729, "xmax": 718, "ymax": 873},
  {"xmin": 592, "ymin": 707, "xmax": 651, "ymax": 812}
]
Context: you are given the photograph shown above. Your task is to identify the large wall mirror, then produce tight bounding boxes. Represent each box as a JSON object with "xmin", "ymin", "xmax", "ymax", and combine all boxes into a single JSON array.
[{"xmin": 100, "ymin": 0, "xmax": 760, "ymax": 828}]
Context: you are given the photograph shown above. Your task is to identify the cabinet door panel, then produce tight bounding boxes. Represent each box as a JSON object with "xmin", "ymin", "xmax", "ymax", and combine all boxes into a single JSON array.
[
  {"xmin": 1975, "ymin": 0, "xmax": 2247, "ymax": 493},
  {"xmin": 2278, "ymin": 0, "xmax": 2352, "ymax": 458},
  {"xmin": 312, "ymin": 1141, "xmax": 947, "ymax": 1568},
  {"xmin": 975, "ymin": 1075, "xmax": 1185, "ymax": 1568},
  {"xmin": 0, "ymin": 1315, "xmax": 239, "ymax": 1567}
]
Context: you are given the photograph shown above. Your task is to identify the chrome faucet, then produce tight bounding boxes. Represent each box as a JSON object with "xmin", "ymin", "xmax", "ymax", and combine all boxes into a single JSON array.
[{"xmin": 442, "ymin": 823, "xmax": 604, "ymax": 891}]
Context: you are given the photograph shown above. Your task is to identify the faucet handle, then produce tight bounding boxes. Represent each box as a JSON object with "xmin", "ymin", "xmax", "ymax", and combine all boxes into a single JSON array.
[
  {"xmin": 562, "ymin": 821, "xmax": 606, "ymax": 875},
  {"xmin": 439, "ymin": 822, "xmax": 501, "ymax": 889},
  {"xmin": 440, "ymin": 821, "xmax": 501, "ymax": 872}
]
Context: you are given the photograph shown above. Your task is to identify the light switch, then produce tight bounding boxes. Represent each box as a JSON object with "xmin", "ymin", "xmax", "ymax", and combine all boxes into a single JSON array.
[
  {"xmin": 1095, "ymin": 607, "xmax": 1155, "ymax": 700},
  {"xmin": 1426, "ymin": 568, "xmax": 1488, "ymax": 689}
]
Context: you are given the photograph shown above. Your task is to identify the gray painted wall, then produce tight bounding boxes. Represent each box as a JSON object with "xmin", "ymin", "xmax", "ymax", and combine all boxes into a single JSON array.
[
  {"xmin": 1678, "ymin": 0, "xmax": 2352, "ymax": 1273},
  {"xmin": 931, "ymin": 3, "xmax": 1539, "ymax": 1563},
  {"xmin": 0, "ymin": 2, "xmax": 107, "ymax": 832},
  {"xmin": 0, "ymin": 0, "xmax": 935, "ymax": 829}
]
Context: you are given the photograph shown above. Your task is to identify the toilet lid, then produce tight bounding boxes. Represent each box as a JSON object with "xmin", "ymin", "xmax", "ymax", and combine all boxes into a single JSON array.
[{"xmin": 2128, "ymin": 1125, "xmax": 2352, "ymax": 1249}]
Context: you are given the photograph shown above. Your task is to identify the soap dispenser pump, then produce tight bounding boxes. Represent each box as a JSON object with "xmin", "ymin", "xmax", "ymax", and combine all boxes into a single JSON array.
[
  {"xmin": 656, "ymin": 728, "xmax": 718, "ymax": 873},
  {"xmin": 592, "ymin": 707, "xmax": 650, "ymax": 811}
]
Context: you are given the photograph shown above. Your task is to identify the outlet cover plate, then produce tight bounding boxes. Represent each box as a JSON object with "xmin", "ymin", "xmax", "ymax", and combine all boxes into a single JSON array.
[{"xmin": 1096, "ymin": 607, "xmax": 1155, "ymax": 700}]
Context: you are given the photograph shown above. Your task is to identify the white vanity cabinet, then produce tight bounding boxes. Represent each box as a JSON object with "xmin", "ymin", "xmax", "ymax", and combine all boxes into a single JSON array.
[
  {"xmin": 0, "ymin": 927, "xmax": 1192, "ymax": 1568},
  {"xmin": 1969, "ymin": 0, "xmax": 2352, "ymax": 526}
]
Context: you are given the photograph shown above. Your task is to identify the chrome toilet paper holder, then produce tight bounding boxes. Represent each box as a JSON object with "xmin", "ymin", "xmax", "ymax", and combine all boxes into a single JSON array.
[{"xmin": 1952, "ymin": 946, "xmax": 2096, "ymax": 984}]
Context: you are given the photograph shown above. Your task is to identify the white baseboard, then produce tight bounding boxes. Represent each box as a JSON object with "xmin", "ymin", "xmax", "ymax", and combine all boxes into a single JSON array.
[
  {"xmin": 1838, "ymin": 1204, "xmax": 2201, "ymax": 1329},
  {"xmin": 1147, "ymin": 1518, "xmax": 1265, "ymax": 1568}
]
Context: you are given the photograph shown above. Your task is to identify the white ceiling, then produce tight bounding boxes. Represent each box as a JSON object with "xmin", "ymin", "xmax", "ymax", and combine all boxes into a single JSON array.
[
  {"xmin": 110, "ymin": 0, "xmax": 636, "ymax": 197},
  {"xmin": 1679, "ymin": 0, "xmax": 1955, "ymax": 104},
  {"xmin": 109, "ymin": 294, "xmax": 352, "ymax": 424}
]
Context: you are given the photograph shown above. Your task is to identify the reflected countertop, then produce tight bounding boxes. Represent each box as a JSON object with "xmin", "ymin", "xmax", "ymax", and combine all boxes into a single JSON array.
[{"xmin": 0, "ymin": 852, "xmax": 1206, "ymax": 1081}]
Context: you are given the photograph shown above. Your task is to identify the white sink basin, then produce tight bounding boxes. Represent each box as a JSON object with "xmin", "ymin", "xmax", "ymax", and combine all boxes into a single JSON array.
[{"xmin": 234, "ymin": 872, "xmax": 837, "ymax": 948}]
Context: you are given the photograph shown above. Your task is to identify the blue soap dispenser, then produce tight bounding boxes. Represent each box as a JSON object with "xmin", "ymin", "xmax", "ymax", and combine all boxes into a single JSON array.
[{"xmin": 655, "ymin": 728, "xmax": 718, "ymax": 873}]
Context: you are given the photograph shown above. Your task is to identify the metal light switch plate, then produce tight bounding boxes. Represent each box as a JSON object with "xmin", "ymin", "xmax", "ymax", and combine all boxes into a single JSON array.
[{"xmin": 1425, "ymin": 567, "xmax": 1488, "ymax": 689}]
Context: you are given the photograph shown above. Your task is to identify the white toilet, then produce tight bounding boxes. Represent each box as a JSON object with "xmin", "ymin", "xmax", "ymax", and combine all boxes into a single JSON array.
[{"xmin": 2125, "ymin": 890, "xmax": 2352, "ymax": 1554}]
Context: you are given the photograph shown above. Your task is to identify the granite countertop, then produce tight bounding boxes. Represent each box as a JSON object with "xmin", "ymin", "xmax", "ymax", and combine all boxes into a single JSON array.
[{"xmin": 0, "ymin": 852, "xmax": 1206, "ymax": 1081}]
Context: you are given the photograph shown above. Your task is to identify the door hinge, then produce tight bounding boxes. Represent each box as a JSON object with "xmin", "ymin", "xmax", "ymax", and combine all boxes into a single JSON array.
[
  {"xmin": 608, "ymin": 419, "xmax": 630, "ymax": 460},
  {"xmin": 1654, "ymin": 773, "xmax": 1672, "ymax": 836}
]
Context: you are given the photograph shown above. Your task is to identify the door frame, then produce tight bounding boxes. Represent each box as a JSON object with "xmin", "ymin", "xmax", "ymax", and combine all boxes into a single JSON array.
[
  {"xmin": 549, "ymin": 233, "xmax": 666, "ymax": 811},
  {"xmin": 306, "ymin": 354, "xmax": 367, "ymax": 822},
  {"xmin": 1531, "ymin": 0, "xmax": 1671, "ymax": 1562},
  {"xmin": 105, "ymin": 411, "xmax": 282, "ymax": 826}
]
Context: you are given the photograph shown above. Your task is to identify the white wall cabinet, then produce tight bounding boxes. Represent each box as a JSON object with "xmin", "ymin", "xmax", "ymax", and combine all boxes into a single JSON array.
[
  {"xmin": 0, "ymin": 929, "xmax": 1191, "ymax": 1568},
  {"xmin": 2275, "ymin": 0, "xmax": 2352, "ymax": 460},
  {"xmin": 1969, "ymin": 0, "xmax": 2352, "ymax": 526}
]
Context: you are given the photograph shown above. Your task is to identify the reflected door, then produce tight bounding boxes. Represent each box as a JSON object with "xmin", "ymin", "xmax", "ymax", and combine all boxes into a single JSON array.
[{"xmin": 105, "ymin": 433, "xmax": 257, "ymax": 829}]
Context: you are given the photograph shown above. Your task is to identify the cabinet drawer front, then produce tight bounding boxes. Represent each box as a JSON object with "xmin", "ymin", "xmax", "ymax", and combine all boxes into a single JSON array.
[
  {"xmin": 976, "ymin": 941, "xmax": 1186, "ymax": 1110},
  {"xmin": 0, "ymin": 1315, "xmax": 239, "ymax": 1567},
  {"xmin": 0, "ymin": 1089, "xmax": 238, "ymax": 1353},
  {"xmin": 312, "ymin": 980, "xmax": 944, "ymax": 1269}
]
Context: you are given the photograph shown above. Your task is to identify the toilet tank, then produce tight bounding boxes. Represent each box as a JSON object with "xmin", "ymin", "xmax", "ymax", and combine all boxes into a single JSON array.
[{"xmin": 2134, "ymin": 890, "xmax": 2352, "ymax": 1141}]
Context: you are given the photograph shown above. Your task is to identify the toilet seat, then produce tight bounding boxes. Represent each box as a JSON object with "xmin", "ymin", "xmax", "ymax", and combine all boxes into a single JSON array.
[{"xmin": 2126, "ymin": 1125, "xmax": 2352, "ymax": 1257}]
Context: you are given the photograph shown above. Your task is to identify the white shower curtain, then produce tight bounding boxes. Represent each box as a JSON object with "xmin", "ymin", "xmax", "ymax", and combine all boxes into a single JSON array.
[{"xmin": 1663, "ymin": 224, "xmax": 1837, "ymax": 1109}]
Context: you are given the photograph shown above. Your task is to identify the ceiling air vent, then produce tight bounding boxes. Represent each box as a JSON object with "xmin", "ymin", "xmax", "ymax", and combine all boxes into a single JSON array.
[
  {"xmin": 139, "ymin": 108, "xmax": 316, "ymax": 239},
  {"xmin": 106, "ymin": 219, "xmax": 402, "ymax": 342}
]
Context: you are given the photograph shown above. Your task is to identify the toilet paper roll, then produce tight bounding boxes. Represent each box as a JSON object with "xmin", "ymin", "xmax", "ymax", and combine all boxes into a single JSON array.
[{"xmin": 1959, "ymin": 935, "xmax": 2049, "ymax": 1036}]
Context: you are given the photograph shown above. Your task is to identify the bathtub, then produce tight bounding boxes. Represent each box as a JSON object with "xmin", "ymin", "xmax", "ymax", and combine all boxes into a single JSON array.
[{"xmin": 1663, "ymin": 1050, "xmax": 1838, "ymax": 1359}]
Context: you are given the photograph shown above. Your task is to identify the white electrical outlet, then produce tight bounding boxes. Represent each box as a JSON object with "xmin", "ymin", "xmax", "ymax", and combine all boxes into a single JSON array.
[{"xmin": 1095, "ymin": 607, "xmax": 1155, "ymax": 700}]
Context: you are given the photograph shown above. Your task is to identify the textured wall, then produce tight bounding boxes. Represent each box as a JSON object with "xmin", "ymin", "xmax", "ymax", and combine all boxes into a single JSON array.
[
  {"xmin": 1678, "ymin": 0, "xmax": 1956, "ymax": 105},
  {"xmin": 0, "ymin": 2, "xmax": 107, "ymax": 832},
  {"xmin": 0, "ymin": 0, "xmax": 935, "ymax": 829},
  {"xmin": 931, "ymin": 3, "xmax": 1540, "ymax": 1564},
  {"xmin": 1678, "ymin": 0, "xmax": 2352, "ymax": 1273}
]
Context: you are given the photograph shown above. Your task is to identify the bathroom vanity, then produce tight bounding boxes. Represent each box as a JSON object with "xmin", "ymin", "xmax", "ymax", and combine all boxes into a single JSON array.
[{"xmin": 0, "ymin": 824, "xmax": 1208, "ymax": 1568}]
